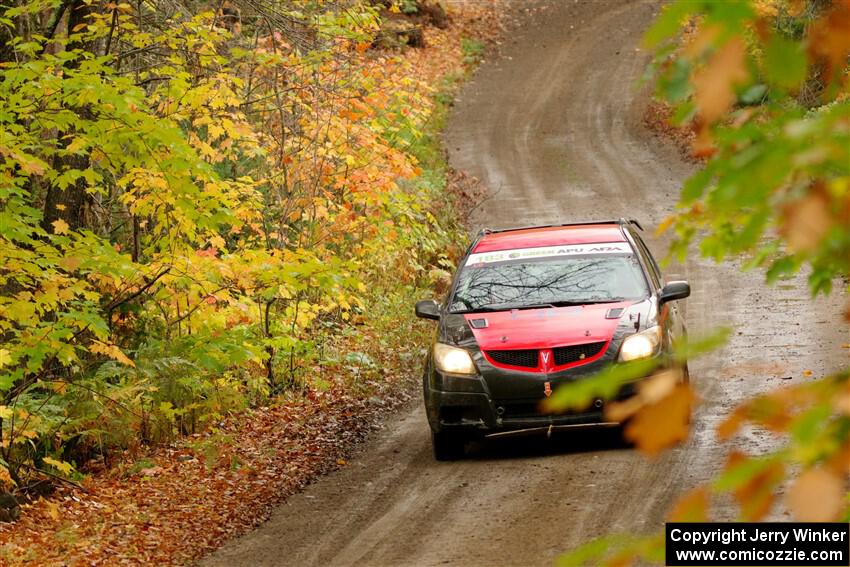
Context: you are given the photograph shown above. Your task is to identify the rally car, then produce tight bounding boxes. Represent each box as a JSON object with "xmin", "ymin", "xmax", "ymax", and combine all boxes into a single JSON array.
[{"xmin": 415, "ymin": 219, "xmax": 690, "ymax": 460}]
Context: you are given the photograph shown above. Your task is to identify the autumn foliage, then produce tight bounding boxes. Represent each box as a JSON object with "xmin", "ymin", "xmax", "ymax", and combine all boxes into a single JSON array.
[{"xmin": 0, "ymin": 0, "xmax": 474, "ymax": 501}]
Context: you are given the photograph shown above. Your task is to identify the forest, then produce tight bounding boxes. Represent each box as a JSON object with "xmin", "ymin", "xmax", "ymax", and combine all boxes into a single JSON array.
[{"xmin": 0, "ymin": 1, "xmax": 499, "ymax": 560}]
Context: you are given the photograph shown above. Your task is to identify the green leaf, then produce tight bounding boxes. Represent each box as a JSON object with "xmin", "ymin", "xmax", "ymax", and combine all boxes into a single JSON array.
[
  {"xmin": 763, "ymin": 34, "xmax": 807, "ymax": 91},
  {"xmin": 643, "ymin": 2, "xmax": 696, "ymax": 47},
  {"xmin": 739, "ymin": 84, "xmax": 768, "ymax": 105}
]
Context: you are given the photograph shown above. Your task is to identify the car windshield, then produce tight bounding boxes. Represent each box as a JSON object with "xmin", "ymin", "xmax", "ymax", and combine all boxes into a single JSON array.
[{"xmin": 450, "ymin": 248, "xmax": 648, "ymax": 313}]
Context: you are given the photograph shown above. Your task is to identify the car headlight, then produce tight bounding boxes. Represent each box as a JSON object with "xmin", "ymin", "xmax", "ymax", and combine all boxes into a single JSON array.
[
  {"xmin": 433, "ymin": 343, "xmax": 477, "ymax": 375},
  {"xmin": 618, "ymin": 326, "xmax": 662, "ymax": 362}
]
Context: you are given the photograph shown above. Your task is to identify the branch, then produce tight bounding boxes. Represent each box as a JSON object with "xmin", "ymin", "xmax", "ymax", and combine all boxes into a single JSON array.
[
  {"xmin": 106, "ymin": 267, "xmax": 171, "ymax": 312},
  {"xmin": 44, "ymin": 0, "xmax": 72, "ymax": 40}
]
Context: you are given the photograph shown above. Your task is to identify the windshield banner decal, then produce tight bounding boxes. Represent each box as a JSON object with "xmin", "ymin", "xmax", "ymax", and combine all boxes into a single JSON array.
[{"xmin": 465, "ymin": 243, "xmax": 632, "ymax": 266}]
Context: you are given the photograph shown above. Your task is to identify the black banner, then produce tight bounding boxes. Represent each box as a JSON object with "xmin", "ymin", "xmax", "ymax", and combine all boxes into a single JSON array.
[{"xmin": 666, "ymin": 523, "xmax": 850, "ymax": 566}]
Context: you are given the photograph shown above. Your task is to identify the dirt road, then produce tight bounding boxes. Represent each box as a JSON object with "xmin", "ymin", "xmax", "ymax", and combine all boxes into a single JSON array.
[{"xmin": 201, "ymin": 2, "xmax": 848, "ymax": 565}]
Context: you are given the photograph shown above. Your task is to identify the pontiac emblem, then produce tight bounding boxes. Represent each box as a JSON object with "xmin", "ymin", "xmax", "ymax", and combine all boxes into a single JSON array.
[
  {"xmin": 579, "ymin": 353, "xmax": 586, "ymax": 360},
  {"xmin": 544, "ymin": 381, "xmax": 552, "ymax": 397},
  {"xmin": 540, "ymin": 349, "xmax": 555, "ymax": 372}
]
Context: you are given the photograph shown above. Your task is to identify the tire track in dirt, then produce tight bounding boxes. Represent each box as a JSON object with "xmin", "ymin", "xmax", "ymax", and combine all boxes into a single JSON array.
[{"xmin": 201, "ymin": 2, "xmax": 848, "ymax": 565}]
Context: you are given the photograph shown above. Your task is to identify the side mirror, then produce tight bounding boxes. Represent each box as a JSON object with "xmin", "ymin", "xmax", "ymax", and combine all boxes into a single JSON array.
[
  {"xmin": 659, "ymin": 281, "xmax": 690, "ymax": 303},
  {"xmin": 415, "ymin": 299, "xmax": 440, "ymax": 320}
]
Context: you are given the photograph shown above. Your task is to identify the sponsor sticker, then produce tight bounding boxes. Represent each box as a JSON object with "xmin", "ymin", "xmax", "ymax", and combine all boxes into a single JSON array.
[{"xmin": 465, "ymin": 242, "xmax": 632, "ymax": 266}]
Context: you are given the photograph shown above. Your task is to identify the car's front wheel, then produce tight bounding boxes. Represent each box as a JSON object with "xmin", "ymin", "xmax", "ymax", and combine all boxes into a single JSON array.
[{"xmin": 431, "ymin": 430, "xmax": 467, "ymax": 461}]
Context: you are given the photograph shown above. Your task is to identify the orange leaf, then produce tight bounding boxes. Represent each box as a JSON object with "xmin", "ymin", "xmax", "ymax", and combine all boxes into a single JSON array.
[
  {"xmin": 726, "ymin": 454, "xmax": 784, "ymax": 521},
  {"xmin": 692, "ymin": 38, "xmax": 749, "ymax": 124},
  {"xmin": 668, "ymin": 487, "xmax": 710, "ymax": 522},
  {"xmin": 808, "ymin": 1, "xmax": 850, "ymax": 82},
  {"xmin": 623, "ymin": 383, "xmax": 695, "ymax": 456},
  {"xmin": 787, "ymin": 467, "xmax": 844, "ymax": 521},
  {"xmin": 780, "ymin": 187, "xmax": 833, "ymax": 254},
  {"xmin": 716, "ymin": 406, "xmax": 746, "ymax": 441}
]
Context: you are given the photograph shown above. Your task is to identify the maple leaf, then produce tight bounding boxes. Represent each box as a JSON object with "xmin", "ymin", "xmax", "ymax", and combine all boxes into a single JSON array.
[{"xmin": 52, "ymin": 219, "xmax": 70, "ymax": 235}]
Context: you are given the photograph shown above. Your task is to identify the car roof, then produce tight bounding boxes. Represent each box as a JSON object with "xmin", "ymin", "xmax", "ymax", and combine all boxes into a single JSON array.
[{"xmin": 472, "ymin": 224, "xmax": 628, "ymax": 253}]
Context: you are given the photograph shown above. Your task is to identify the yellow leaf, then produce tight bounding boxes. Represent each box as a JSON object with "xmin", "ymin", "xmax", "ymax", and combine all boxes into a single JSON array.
[
  {"xmin": 0, "ymin": 349, "xmax": 10, "ymax": 367},
  {"xmin": 787, "ymin": 467, "xmax": 844, "ymax": 521},
  {"xmin": 655, "ymin": 215, "xmax": 675, "ymax": 237},
  {"xmin": 208, "ymin": 123, "xmax": 225, "ymax": 140},
  {"xmin": 44, "ymin": 500, "xmax": 60, "ymax": 521},
  {"xmin": 89, "ymin": 341, "xmax": 135, "ymax": 367},
  {"xmin": 0, "ymin": 464, "xmax": 15, "ymax": 487},
  {"xmin": 210, "ymin": 235, "xmax": 226, "ymax": 251},
  {"xmin": 52, "ymin": 219, "xmax": 70, "ymax": 235},
  {"xmin": 42, "ymin": 456, "xmax": 74, "ymax": 475},
  {"xmin": 67, "ymin": 137, "xmax": 87, "ymax": 154},
  {"xmin": 0, "ymin": 406, "xmax": 12, "ymax": 419}
]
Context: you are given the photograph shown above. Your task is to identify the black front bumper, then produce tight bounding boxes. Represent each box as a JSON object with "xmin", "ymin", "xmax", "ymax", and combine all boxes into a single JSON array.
[{"xmin": 423, "ymin": 365, "xmax": 639, "ymax": 434}]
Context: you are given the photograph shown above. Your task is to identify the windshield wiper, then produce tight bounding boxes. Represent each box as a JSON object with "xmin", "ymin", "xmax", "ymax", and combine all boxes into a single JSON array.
[
  {"xmin": 450, "ymin": 305, "xmax": 532, "ymax": 314},
  {"xmin": 548, "ymin": 299, "xmax": 626, "ymax": 306},
  {"xmin": 451, "ymin": 299, "xmax": 628, "ymax": 314}
]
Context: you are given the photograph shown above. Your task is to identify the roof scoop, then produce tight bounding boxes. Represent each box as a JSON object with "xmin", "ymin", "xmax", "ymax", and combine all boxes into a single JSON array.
[
  {"xmin": 469, "ymin": 318, "xmax": 489, "ymax": 329},
  {"xmin": 605, "ymin": 307, "xmax": 625, "ymax": 319}
]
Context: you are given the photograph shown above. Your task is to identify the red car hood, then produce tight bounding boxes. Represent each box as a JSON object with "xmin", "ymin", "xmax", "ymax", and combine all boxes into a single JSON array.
[{"xmin": 463, "ymin": 301, "xmax": 633, "ymax": 350}]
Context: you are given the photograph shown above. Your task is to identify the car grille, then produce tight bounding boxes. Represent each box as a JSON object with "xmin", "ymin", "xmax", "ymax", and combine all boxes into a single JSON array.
[
  {"xmin": 485, "ymin": 349, "xmax": 538, "ymax": 368},
  {"xmin": 553, "ymin": 341, "xmax": 607, "ymax": 366},
  {"xmin": 485, "ymin": 341, "xmax": 607, "ymax": 369}
]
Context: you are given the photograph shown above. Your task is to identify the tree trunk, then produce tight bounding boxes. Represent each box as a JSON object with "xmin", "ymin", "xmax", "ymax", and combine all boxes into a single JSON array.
[{"xmin": 41, "ymin": 1, "xmax": 95, "ymax": 232}]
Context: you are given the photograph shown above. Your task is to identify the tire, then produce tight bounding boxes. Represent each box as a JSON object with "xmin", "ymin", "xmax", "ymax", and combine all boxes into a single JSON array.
[{"xmin": 431, "ymin": 430, "xmax": 466, "ymax": 461}]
